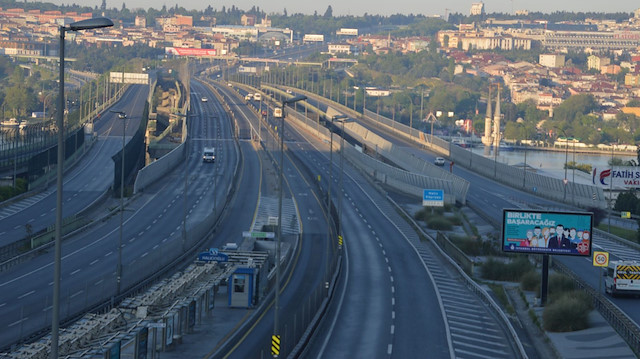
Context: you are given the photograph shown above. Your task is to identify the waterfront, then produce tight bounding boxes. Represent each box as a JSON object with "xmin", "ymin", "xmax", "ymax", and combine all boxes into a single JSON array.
[{"xmin": 468, "ymin": 145, "xmax": 637, "ymax": 186}]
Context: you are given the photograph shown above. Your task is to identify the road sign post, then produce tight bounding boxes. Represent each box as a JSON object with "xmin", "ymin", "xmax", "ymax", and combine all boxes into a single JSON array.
[
  {"xmin": 422, "ymin": 189, "xmax": 444, "ymax": 210},
  {"xmin": 593, "ymin": 251, "xmax": 610, "ymax": 296}
]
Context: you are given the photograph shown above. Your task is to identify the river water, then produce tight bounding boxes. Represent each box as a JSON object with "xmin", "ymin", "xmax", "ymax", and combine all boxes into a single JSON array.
[{"xmin": 468, "ymin": 146, "xmax": 637, "ymax": 186}]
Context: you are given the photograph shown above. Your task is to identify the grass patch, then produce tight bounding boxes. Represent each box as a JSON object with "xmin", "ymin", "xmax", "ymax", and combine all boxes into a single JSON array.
[
  {"xmin": 481, "ymin": 256, "xmax": 534, "ymax": 282},
  {"xmin": 596, "ymin": 224, "xmax": 636, "ymax": 242},
  {"xmin": 426, "ymin": 215, "xmax": 453, "ymax": 230},
  {"xmin": 450, "ymin": 235, "xmax": 498, "ymax": 256},
  {"xmin": 528, "ymin": 308, "xmax": 541, "ymax": 329},
  {"xmin": 488, "ymin": 283, "xmax": 514, "ymax": 315}
]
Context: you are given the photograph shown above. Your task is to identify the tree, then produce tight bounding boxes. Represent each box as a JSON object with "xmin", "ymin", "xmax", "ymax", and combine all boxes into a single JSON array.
[{"xmin": 323, "ymin": 5, "xmax": 333, "ymax": 18}]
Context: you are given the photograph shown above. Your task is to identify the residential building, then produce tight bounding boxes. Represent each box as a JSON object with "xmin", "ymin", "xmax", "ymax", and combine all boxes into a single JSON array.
[
  {"xmin": 539, "ymin": 54, "xmax": 565, "ymax": 68},
  {"xmin": 587, "ymin": 55, "xmax": 610, "ymax": 71}
]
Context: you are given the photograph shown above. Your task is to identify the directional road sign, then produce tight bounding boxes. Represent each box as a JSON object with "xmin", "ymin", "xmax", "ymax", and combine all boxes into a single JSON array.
[{"xmin": 423, "ymin": 189, "xmax": 444, "ymax": 207}]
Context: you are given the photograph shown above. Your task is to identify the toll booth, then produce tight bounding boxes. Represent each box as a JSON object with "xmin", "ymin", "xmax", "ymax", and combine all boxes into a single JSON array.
[{"xmin": 228, "ymin": 267, "xmax": 256, "ymax": 308}]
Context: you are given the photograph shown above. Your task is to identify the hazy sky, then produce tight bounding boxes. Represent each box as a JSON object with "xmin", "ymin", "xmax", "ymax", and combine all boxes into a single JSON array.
[{"xmin": 57, "ymin": 0, "xmax": 640, "ymax": 17}]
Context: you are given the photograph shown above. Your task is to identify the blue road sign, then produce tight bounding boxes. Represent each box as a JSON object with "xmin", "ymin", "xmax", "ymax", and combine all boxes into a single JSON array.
[
  {"xmin": 423, "ymin": 189, "xmax": 444, "ymax": 207},
  {"xmin": 198, "ymin": 248, "xmax": 229, "ymax": 262}
]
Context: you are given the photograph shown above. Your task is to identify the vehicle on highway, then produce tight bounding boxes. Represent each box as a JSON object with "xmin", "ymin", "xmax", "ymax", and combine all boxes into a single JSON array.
[
  {"xmin": 273, "ymin": 107, "xmax": 283, "ymax": 118},
  {"xmin": 117, "ymin": 113, "xmax": 126, "ymax": 119},
  {"xmin": 604, "ymin": 260, "xmax": 640, "ymax": 297},
  {"xmin": 434, "ymin": 157, "xmax": 445, "ymax": 166},
  {"xmin": 244, "ymin": 94, "xmax": 253, "ymax": 101},
  {"xmin": 286, "ymin": 89, "xmax": 293, "ymax": 94},
  {"xmin": 201, "ymin": 97, "xmax": 208, "ymax": 102},
  {"xmin": 253, "ymin": 93, "xmax": 262, "ymax": 101},
  {"xmin": 202, "ymin": 147, "xmax": 216, "ymax": 163}
]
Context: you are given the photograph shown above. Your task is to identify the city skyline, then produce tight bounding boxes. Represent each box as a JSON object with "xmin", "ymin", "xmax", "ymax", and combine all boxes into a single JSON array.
[{"xmin": 48, "ymin": 0, "xmax": 640, "ymax": 17}]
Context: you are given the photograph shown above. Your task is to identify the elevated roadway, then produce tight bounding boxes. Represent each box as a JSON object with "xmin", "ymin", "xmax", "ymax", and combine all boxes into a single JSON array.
[{"xmin": 0, "ymin": 80, "xmax": 239, "ymax": 350}]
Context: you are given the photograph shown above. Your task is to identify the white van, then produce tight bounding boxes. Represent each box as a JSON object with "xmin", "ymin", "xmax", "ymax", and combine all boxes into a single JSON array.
[
  {"xmin": 604, "ymin": 260, "xmax": 640, "ymax": 297},
  {"xmin": 202, "ymin": 147, "xmax": 216, "ymax": 163},
  {"xmin": 253, "ymin": 93, "xmax": 262, "ymax": 101},
  {"xmin": 244, "ymin": 94, "xmax": 253, "ymax": 101}
]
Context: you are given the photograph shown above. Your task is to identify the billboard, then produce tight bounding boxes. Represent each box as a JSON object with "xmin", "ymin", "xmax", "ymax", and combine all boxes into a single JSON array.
[
  {"xmin": 502, "ymin": 209, "xmax": 593, "ymax": 256},
  {"xmin": 337, "ymin": 28, "xmax": 358, "ymax": 36},
  {"xmin": 592, "ymin": 166, "xmax": 640, "ymax": 189},
  {"xmin": 165, "ymin": 47, "xmax": 217, "ymax": 57},
  {"xmin": 109, "ymin": 72, "xmax": 149, "ymax": 85},
  {"xmin": 303, "ymin": 34, "xmax": 324, "ymax": 42}
]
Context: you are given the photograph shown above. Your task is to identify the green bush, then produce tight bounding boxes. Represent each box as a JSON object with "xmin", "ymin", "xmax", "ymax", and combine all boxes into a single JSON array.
[
  {"xmin": 0, "ymin": 178, "xmax": 27, "ymax": 201},
  {"xmin": 450, "ymin": 235, "xmax": 481, "ymax": 256},
  {"xmin": 520, "ymin": 271, "xmax": 540, "ymax": 291},
  {"xmin": 426, "ymin": 216, "xmax": 453, "ymax": 230},
  {"xmin": 548, "ymin": 273, "xmax": 576, "ymax": 298},
  {"xmin": 543, "ymin": 291, "xmax": 592, "ymax": 332},
  {"xmin": 447, "ymin": 215, "xmax": 463, "ymax": 226},
  {"xmin": 481, "ymin": 256, "xmax": 534, "ymax": 282}
]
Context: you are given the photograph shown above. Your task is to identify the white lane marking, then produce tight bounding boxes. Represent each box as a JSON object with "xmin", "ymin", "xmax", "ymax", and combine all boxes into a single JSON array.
[
  {"xmin": 390, "ymin": 276, "xmax": 394, "ymax": 283},
  {"xmin": 391, "ymin": 297, "xmax": 395, "ymax": 306},
  {"xmin": 8, "ymin": 318, "xmax": 28, "ymax": 327},
  {"xmin": 18, "ymin": 290, "xmax": 35, "ymax": 299},
  {"xmin": 153, "ymin": 245, "xmax": 159, "ymax": 250},
  {"xmin": 42, "ymin": 306, "xmax": 52, "ymax": 312},
  {"xmin": 95, "ymin": 279, "xmax": 103, "ymax": 286},
  {"xmin": 0, "ymin": 303, "xmax": 5, "ymax": 308},
  {"xmin": 90, "ymin": 259, "xmax": 99, "ymax": 266},
  {"xmin": 105, "ymin": 251, "xmax": 112, "ymax": 257},
  {"xmin": 387, "ymin": 344, "xmax": 392, "ymax": 355},
  {"xmin": 392, "ymin": 311, "xmax": 395, "ymax": 319},
  {"xmin": 390, "ymin": 325, "xmax": 395, "ymax": 334},
  {"xmin": 70, "ymin": 269, "xmax": 81, "ymax": 276},
  {"xmin": 387, "ymin": 266, "xmax": 392, "ymax": 272},
  {"xmin": 70, "ymin": 290, "xmax": 83, "ymax": 299},
  {"xmin": 141, "ymin": 252, "xmax": 148, "ymax": 258},
  {"xmin": 391, "ymin": 286, "xmax": 395, "ymax": 294}
]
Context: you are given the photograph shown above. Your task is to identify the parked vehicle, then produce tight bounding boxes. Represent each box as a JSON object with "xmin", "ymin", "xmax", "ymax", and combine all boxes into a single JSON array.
[{"xmin": 604, "ymin": 260, "xmax": 640, "ymax": 297}]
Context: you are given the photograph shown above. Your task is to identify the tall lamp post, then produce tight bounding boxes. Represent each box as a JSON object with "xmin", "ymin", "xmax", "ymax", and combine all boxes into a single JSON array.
[
  {"xmin": 275, "ymin": 94, "xmax": 306, "ymax": 343},
  {"xmin": 110, "ymin": 110, "xmax": 127, "ymax": 296},
  {"xmin": 52, "ymin": 17, "xmax": 113, "ymax": 359},
  {"xmin": 555, "ymin": 127, "xmax": 569, "ymax": 201},
  {"xmin": 327, "ymin": 114, "xmax": 347, "ymax": 288}
]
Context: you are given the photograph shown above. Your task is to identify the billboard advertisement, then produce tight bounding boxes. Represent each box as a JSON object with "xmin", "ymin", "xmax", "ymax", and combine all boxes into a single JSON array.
[
  {"xmin": 592, "ymin": 166, "xmax": 640, "ymax": 189},
  {"xmin": 337, "ymin": 28, "xmax": 358, "ymax": 36},
  {"xmin": 303, "ymin": 34, "xmax": 324, "ymax": 42},
  {"xmin": 165, "ymin": 47, "xmax": 217, "ymax": 57},
  {"xmin": 502, "ymin": 209, "xmax": 593, "ymax": 256}
]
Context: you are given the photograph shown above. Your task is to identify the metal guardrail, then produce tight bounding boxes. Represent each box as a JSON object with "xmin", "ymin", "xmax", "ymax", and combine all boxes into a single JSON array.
[{"xmin": 553, "ymin": 259, "xmax": 640, "ymax": 356}]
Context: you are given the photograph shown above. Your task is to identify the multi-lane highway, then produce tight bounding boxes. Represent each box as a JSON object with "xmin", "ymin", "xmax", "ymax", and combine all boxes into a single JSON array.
[
  {"xmin": 297, "ymin": 86, "xmax": 640, "ymax": 349},
  {"xmin": 222, "ymin": 82, "xmax": 524, "ymax": 358},
  {"xmin": 0, "ymin": 79, "xmax": 240, "ymax": 349},
  {"xmin": 0, "ymin": 84, "xmax": 149, "ymax": 246}
]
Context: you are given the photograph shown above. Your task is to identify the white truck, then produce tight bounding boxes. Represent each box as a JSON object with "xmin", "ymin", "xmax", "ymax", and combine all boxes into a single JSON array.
[
  {"xmin": 604, "ymin": 260, "xmax": 640, "ymax": 297},
  {"xmin": 202, "ymin": 147, "xmax": 216, "ymax": 163},
  {"xmin": 253, "ymin": 93, "xmax": 262, "ymax": 101},
  {"xmin": 273, "ymin": 107, "xmax": 283, "ymax": 118}
]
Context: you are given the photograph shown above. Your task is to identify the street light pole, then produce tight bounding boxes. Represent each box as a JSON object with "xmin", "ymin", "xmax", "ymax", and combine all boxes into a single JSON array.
[
  {"xmin": 275, "ymin": 94, "xmax": 306, "ymax": 341},
  {"xmin": 556, "ymin": 127, "xmax": 569, "ymax": 201},
  {"xmin": 110, "ymin": 110, "xmax": 127, "ymax": 295},
  {"xmin": 327, "ymin": 114, "xmax": 346, "ymax": 290},
  {"xmin": 52, "ymin": 17, "xmax": 113, "ymax": 359}
]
